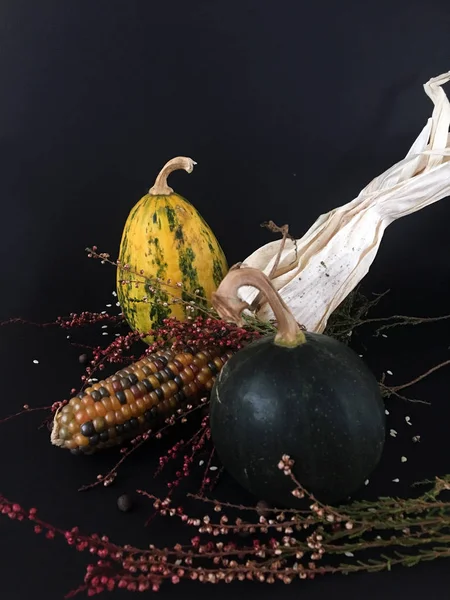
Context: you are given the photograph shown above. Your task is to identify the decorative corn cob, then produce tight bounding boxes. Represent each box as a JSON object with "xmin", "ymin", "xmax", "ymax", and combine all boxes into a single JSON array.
[{"xmin": 51, "ymin": 346, "xmax": 234, "ymax": 455}]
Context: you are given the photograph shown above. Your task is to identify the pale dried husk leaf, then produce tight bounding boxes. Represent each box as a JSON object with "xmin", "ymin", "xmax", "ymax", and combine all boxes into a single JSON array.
[{"xmin": 238, "ymin": 72, "xmax": 450, "ymax": 333}]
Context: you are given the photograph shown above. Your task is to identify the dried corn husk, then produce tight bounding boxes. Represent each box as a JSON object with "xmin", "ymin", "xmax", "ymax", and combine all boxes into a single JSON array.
[{"xmin": 238, "ymin": 72, "xmax": 450, "ymax": 333}]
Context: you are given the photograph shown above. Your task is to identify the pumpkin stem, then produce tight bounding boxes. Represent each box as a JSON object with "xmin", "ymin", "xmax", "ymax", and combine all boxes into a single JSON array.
[
  {"xmin": 149, "ymin": 156, "xmax": 197, "ymax": 195},
  {"xmin": 212, "ymin": 266, "xmax": 307, "ymax": 347}
]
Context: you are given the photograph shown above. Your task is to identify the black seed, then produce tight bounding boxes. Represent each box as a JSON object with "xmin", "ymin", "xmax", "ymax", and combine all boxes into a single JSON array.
[
  {"xmin": 99, "ymin": 431, "xmax": 109, "ymax": 442},
  {"xmin": 183, "ymin": 345, "xmax": 196, "ymax": 355},
  {"xmin": 153, "ymin": 371, "xmax": 164, "ymax": 384},
  {"xmin": 99, "ymin": 386, "xmax": 110, "ymax": 398},
  {"xmin": 128, "ymin": 373, "xmax": 139, "ymax": 385},
  {"xmin": 70, "ymin": 448, "xmax": 82, "ymax": 456},
  {"xmin": 90, "ymin": 390, "xmax": 101, "ymax": 402},
  {"xmin": 142, "ymin": 378, "xmax": 154, "ymax": 392},
  {"xmin": 150, "ymin": 406, "xmax": 159, "ymax": 418},
  {"xmin": 207, "ymin": 361, "xmax": 219, "ymax": 374},
  {"xmin": 129, "ymin": 417, "xmax": 139, "ymax": 429},
  {"xmin": 115, "ymin": 424, "xmax": 124, "ymax": 435},
  {"xmin": 154, "ymin": 387, "xmax": 164, "ymax": 401},
  {"xmin": 144, "ymin": 410, "xmax": 153, "ymax": 422},
  {"xmin": 116, "ymin": 391, "xmax": 127, "ymax": 405},
  {"xmin": 120, "ymin": 377, "xmax": 131, "ymax": 389},
  {"xmin": 89, "ymin": 434, "xmax": 100, "ymax": 446},
  {"xmin": 78, "ymin": 353, "xmax": 88, "ymax": 364},
  {"xmin": 158, "ymin": 356, "xmax": 168, "ymax": 366},
  {"xmin": 123, "ymin": 421, "xmax": 132, "ymax": 433},
  {"xmin": 117, "ymin": 494, "xmax": 133, "ymax": 512},
  {"xmin": 173, "ymin": 375, "xmax": 183, "ymax": 388},
  {"xmin": 80, "ymin": 421, "xmax": 95, "ymax": 437},
  {"xmin": 164, "ymin": 366, "xmax": 175, "ymax": 379},
  {"xmin": 177, "ymin": 389, "xmax": 186, "ymax": 402}
]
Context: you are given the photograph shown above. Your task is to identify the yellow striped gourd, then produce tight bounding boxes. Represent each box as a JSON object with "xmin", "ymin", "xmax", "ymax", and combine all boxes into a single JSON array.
[{"xmin": 116, "ymin": 157, "xmax": 228, "ymax": 342}]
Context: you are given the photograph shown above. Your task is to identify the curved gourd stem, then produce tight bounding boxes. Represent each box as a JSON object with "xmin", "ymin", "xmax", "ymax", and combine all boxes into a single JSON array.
[
  {"xmin": 212, "ymin": 266, "xmax": 307, "ymax": 347},
  {"xmin": 149, "ymin": 156, "xmax": 197, "ymax": 195}
]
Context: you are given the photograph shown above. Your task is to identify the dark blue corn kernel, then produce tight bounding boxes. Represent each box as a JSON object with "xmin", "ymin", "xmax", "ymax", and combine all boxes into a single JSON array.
[
  {"xmin": 144, "ymin": 410, "xmax": 153, "ymax": 422},
  {"xmin": 91, "ymin": 390, "xmax": 101, "ymax": 402},
  {"xmin": 154, "ymin": 387, "xmax": 164, "ymax": 401},
  {"xmin": 128, "ymin": 373, "xmax": 139, "ymax": 385},
  {"xmin": 99, "ymin": 386, "xmax": 110, "ymax": 398},
  {"xmin": 99, "ymin": 431, "xmax": 109, "ymax": 442},
  {"xmin": 70, "ymin": 448, "xmax": 83, "ymax": 456},
  {"xmin": 142, "ymin": 378, "xmax": 153, "ymax": 392},
  {"xmin": 80, "ymin": 421, "xmax": 95, "ymax": 437},
  {"xmin": 129, "ymin": 417, "xmax": 139, "ymax": 429},
  {"xmin": 115, "ymin": 424, "xmax": 124, "ymax": 435},
  {"xmin": 163, "ymin": 366, "xmax": 175, "ymax": 379},
  {"xmin": 174, "ymin": 375, "xmax": 183, "ymax": 388},
  {"xmin": 116, "ymin": 391, "xmax": 127, "ymax": 405},
  {"xmin": 123, "ymin": 421, "xmax": 132, "ymax": 433},
  {"xmin": 207, "ymin": 361, "xmax": 219, "ymax": 374},
  {"xmin": 89, "ymin": 434, "xmax": 100, "ymax": 446},
  {"xmin": 120, "ymin": 377, "xmax": 131, "ymax": 389},
  {"xmin": 154, "ymin": 372, "xmax": 164, "ymax": 384}
]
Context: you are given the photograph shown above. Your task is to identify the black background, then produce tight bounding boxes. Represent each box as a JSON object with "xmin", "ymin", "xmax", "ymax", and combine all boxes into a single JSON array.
[{"xmin": 1, "ymin": 1, "xmax": 450, "ymax": 598}]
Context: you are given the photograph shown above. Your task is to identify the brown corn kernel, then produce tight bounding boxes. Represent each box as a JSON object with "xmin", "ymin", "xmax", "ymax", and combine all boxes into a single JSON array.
[
  {"xmin": 86, "ymin": 405, "xmax": 97, "ymax": 419},
  {"xmin": 149, "ymin": 391, "xmax": 159, "ymax": 405},
  {"xmin": 101, "ymin": 397, "xmax": 113, "ymax": 411},
  {"xmin": 188, "ymin": 381, "xmax": 199, "ymax": 395},
  {"xmin": 136, "ymin": 398, "xmax": 146, "ymax": 411},
  {"xmin": 196, "ymin": 372, "xmax": 209, "ymax": 386},
  {"xmin": 75, "ymin": 410, "xmax": 87, "ymax": 424},
  {"xmin": 74, "ymin": 433, "xmax": 89, "ymax": 447},
  {"xmin": 138, "ymin": 414, "xmax": 145, "ymax": 426},
  {"xmin": 121, "ymin": 405, "xmax": 132, "ymax": 419},
  {"xmin": 205, "ymin": 379, "xmax": 214, "ymax": 391},
  {"xmin": 161, "ymin": 383, "xmax": 172, "ymax": 399},
  {"xmin": 108, "ymin": 426, "xmax": 117, "ymax": 439},
  {"xmin": 166, "ymin": 361, "xmax": 179, "ymax": 375},
  {"xmin": 115, "ymin": 410, "xmax": 125, "ymax": 425},
  {"xmin": 167, "ymin": 380, "xmax": 178, "ymax": 394},
  {"xmin": 201, "ymin": 366, "xmax": 212, "ymax": 377},
  {"xmin": 95, "ymin": 403, "xmax": 107, "ymax": 417},
  {"xmin": 124, "ymin": 389, "xmax": 134, "ymax": 404},
  {"xmin": 129, "ymin": 403, "xmax": 139, "ymax": 417},
  {"xmin": 105, "ymin": 411, "xmax": 116, "ymax": 426},
  {"xmin": 110, "ymin": 395, "xmax": 121, "ymax": 410},
  {"xmin": 65, "ymin": 439, "xmax": 77, "ymax": 450}
]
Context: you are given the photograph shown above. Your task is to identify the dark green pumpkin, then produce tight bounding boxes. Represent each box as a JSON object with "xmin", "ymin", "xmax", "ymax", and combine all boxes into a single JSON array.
[{"xmin": 209, "ymin": 331, "xmax": 386, "ymax": 507}]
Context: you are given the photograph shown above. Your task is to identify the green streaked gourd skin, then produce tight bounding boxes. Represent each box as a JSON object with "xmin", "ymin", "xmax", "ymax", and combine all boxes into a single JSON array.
[
  {"xmin": 116, "ymin": 157, "xmax": 228, "ymax": 342},
  {"xmin": 209, "ymin": 331, "xmax": 386, "ymax": 507}
]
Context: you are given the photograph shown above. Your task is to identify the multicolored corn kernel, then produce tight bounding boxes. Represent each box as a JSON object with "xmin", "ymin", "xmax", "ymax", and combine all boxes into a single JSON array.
[{"xmin": 50, "ymin": 347, "xmax": 233, "ymax": 454}]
